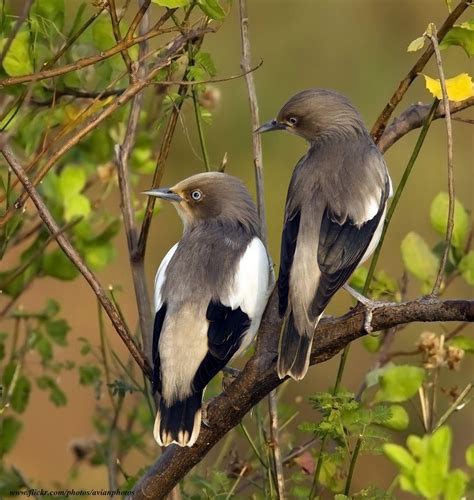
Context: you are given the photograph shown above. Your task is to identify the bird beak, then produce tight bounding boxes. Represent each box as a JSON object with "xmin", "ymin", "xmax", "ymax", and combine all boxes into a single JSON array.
[
  {"xmin": 255, "ymin": 119, "xmax": 286, "ymax": 134},
  {"xmin": 142, "ymin": 188, "xmax": 183, "ymax": 202}
]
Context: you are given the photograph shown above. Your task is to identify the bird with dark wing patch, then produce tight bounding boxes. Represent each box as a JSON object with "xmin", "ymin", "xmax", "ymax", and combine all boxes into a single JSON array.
[
  {"xmin": 145, "ymin": 172, "xmax": 272, "ymax": 447},
  {"xmin": 258, "ymin": 89, "xmax": 392, "ymax": 381}
]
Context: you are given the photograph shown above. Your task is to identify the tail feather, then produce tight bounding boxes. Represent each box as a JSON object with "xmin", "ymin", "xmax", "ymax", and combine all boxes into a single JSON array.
[
  {"xmin": 153, "ymin": 391, "xmax": 203, "ymax": 447},
  {"xmin": 277, "ymin": 313, "xmax": 313, "ymax": 381}
]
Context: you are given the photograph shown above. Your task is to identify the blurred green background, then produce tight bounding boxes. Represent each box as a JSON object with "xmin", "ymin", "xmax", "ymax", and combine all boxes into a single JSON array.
[{"xmin": 3, "ymin": 0, "xmax": 473, "ymax": 494}]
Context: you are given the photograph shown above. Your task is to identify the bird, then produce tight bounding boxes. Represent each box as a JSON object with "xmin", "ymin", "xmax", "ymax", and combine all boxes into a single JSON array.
[
  {"xmin": 144, "ymin": 172, "xmax": 272, "ymax": 447},
  {"xmin": 257, "ymin": 89, "xmax": 392, "ymax": 381}
]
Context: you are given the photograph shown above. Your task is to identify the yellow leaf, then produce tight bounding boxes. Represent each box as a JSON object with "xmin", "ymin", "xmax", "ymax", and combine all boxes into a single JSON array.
[{"xmin": 423, "ymin": 73, "xmax": 474, "ymax": 102}]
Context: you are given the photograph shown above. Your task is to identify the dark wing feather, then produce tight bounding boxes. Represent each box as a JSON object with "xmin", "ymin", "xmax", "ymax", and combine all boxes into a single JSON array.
[
  {"xmin": 192, "ymin": 301, "xmax": 250, "ymax": 393},
  {"xmin": 278, "ymin": 210, "xmax": 301, "ymax": 317},
  {"xmin": 311, "ymin": 183, "xmax": 389, "ymax": 317},
  {"xmin": 152, "ymin": 304, "xmax": 167, "ymax": 394}
]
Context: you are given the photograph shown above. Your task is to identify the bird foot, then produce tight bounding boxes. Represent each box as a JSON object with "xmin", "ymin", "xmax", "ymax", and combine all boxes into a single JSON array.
[
  {"xmin": 222, "ymin": 367, "xmax": 241, "ymax": 391},
  {"xmin": 343, "ymin": 284, "xmax": 386, "ymax": 334}
]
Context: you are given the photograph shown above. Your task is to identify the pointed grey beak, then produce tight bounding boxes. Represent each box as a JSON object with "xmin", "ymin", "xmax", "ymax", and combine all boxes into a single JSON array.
[
  {"xmin": 142, "ymin": 188, "xmax": 182, "ymax": 202},
  {"xmin": 255, "ymin": 119, "xmax": 286, "ymax": 134}
]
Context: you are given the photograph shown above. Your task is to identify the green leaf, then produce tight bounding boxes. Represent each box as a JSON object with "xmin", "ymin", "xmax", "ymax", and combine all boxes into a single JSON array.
[
  {"xmin": 58, "ymin": 165, "xmax": 86, "ymax": 197},
  {"xmin": 35, "ymin": 334, "xmax": 53, "ymax": 362},
  {"xmin": 401, "ymin": 232, "xmax": 439, "ymax": 285},
  {"xmin": 45, "ymin": 319, "xmax": 70, "ymax": 346},
  {"xmin": 0, "ymin": 29, "xmax": 33, "ymax": 76},
  {"xmin": 407, "ymin": 435, "xmax": 424, "ymax": 458},
  {"xmin": 195, "ymin": 52, "xmax": 217, "ymax": 76},
  {"xmin": 381, "ymin": 405, "xmax": 409, "ymax": 430},
  {"xmin": 43, "ymin": 249, "xmax": 79, "ymax": 281},
  {"xmin": 448, "ymin": 335, "xmax": 474, "ymax": 353},
  {"xmin": 466, "ymin": 444, "xmax": 474, "ymax": 467},
  {"xmin": 198, "ymin": 0, "xmax": 226, "ymax": 19},
  {"xmin": 407, "ymin": 36, "xmax": 425, "ymax": 52},
  {"xmin": 84, "ymin": 242, "xmax": 115, "ymax": 270},
  {"xmin": 440, "ymin": 23, "xmax": 474, "ymax": 57},
  {"xmin": 445, "ymin": 470, "xmax": 468, "ymax": 500},
  {"xmin": 459, "ymin": 251, "xmax": 474, "ymax": 285},
  {"xmin": 79, "ymin": 364, "xmax": 101, "ymax": 386},
  {"xmin": 362, "ymin": 335, "xmax": 381, "ymax": 353},
  {"xmin": 430, "ymin": 192, "xmax": 470, "ymax": 250},
  {"xmin": 375, "ymin": 365, "xmax": 424, "ymax": 403},
  {"xmin": 383, "ymin": 444, "xmax": 416, "ymax": 473},
  {"xmin": 0, "ymin": 416, "xmax": 23, "ymax": 456},
  {"xmin": 10, "ymin": 376, "xmax": 31, "ymax": 414},
  {"xmin": 92, "ymin": 14, "xmax": 116, "ymax": 50},
  {"xmin": 32, "ymin": 0, "xmax": 65, "ymax": 31},
  {"xmin": 151, "ymin": 0, "xmax": 190, "ymax": 6},
  {"xmin": 36, "ymin": 375, "xmax": 67, "ymax": 406},
  {"xmin": 64, "ymin": 194, "xmax": 91, "ymax": 221}
]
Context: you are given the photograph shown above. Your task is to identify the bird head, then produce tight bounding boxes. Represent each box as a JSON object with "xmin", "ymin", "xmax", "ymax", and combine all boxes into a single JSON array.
[
  {"xmin": 257, "ymin": 89, "xmax": 366, "ymax": 142},
  {"xmin": 143, "ymin": 172, "xmax": 260, "ymax": 233}
]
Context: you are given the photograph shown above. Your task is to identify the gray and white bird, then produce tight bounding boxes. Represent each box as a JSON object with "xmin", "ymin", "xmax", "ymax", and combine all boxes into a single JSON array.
[
  {"xmin": 258, "ymin": 89, "xmax": 392, "ymax": 381},
  {"xmin": 144, "ymin": 172, "xmax": 272, "ymax": 447}
]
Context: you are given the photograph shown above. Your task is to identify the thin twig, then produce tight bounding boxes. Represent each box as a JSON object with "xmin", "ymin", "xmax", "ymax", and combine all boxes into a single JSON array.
[
  {"xmin": 433, "ymin": 381, "xmax": 473, "ymax": 431},
  {"xmin": 114, "ymin": 0, "xmax": 153, "ymax": 363},
  {"xmin": 1, "ymin": 143, "xmax": 152, "ymax": 379},
  {"xmin": 344, "ymin": 434, "xmax": 363, "ymax": 495},
  {"xmin": 364, "ymin": 99, "xmax": 439, "ymax": 293},
  {"xmin": 426, "ymin": 24, "xmax": 455, "ymax": 295},
  {"xmin": 238, "ymin": 0, "xmax": 268, "ymax": 245},
  {"xmin": 370, "ymin": 0, "xmax": 470, "ymax": 142},
  {"xmin": 267, "ymin": 390, "xmax": 286, "ymax": 499}
]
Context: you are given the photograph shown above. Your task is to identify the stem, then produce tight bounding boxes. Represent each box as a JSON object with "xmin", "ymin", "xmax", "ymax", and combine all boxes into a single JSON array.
[
  {"xmin": 344, "ymin": 434, "xmax": 363, "ymax": 495},
  {"xmin": 364, "ymin": 99, "xmax": 439, "ymax": 293},
  {"xmin": 98, "ymin": 300, "xmax": 116, "ymax": 411},
  {"xmin": 427, "ymin": 25, "xmax": 455, "ymax": 295},
  {"xmin": 191, "ymin": 85, "xmax": 211, "ymax": 171},
  {"xmin": 267, "ymin": 389, "xmax": 286, "ymax": 499},
  {"xmin": 240, "ymin": 422, "xmax": 268, "ymax": 470},
  {"xmin": 433, "ymin": 382, "xmax": 473, "ymax": 431}
]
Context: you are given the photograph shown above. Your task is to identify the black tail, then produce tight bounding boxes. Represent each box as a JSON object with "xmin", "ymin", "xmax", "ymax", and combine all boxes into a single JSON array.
[
  {"xmin": 277, "ymin": 313, "xmax": 313, "ymax": 381},
  {"xmin": 153, "ymin": 391, "xmax": 203, "ymax": 447}
]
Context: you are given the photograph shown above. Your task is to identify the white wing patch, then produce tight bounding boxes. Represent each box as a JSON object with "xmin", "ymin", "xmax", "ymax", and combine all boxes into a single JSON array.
[
  {"xmin": 221, "ymin": 237, "xmax": 271, "ymax": 352},
  {"xmin": 154, "ymin": 243, "xmax": 178, "ymax": 311}
]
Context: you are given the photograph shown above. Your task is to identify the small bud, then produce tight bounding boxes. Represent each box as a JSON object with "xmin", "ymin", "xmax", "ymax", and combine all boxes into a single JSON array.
[{"xmin": 198, "ymin": 85, "xmax": 221, "ymax": 111}]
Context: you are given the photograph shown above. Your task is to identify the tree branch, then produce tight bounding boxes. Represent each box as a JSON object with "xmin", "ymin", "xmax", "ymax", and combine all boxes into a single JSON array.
[
  {"xmin": 0, "ymin": 143, "xmax": 152, "ymax": 380},
  {"xmin": 378, "ymin": 96, "xmax": 474, "ymax": 153},
  {"xmin": 131, "ymin": 290, "xmax": 473, "ymax": 499},
  {"xmin": 370, "ymin": 0, "xmax": 471, "ymax": 142}
]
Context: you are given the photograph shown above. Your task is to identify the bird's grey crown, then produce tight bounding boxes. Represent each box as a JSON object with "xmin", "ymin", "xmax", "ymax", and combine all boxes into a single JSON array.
[{"xmin": 278, "ymin": 88, "xmax": 369, "ymax": 142}]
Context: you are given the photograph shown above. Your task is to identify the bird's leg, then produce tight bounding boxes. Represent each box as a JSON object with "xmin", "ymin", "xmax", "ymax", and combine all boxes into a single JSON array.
[
  {"xmin": 343, "ymin": 284, "xmax": 386, "ymax": 334},
  {"xmin": 222, "ymin": 366, "xmax": 241, "ymax": 391}
]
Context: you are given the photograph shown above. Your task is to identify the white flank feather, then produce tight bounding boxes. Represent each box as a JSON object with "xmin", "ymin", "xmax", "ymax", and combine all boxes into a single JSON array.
[{"xmin": 154, "ymin": 243, "xmax": 178, "ymax": 311}]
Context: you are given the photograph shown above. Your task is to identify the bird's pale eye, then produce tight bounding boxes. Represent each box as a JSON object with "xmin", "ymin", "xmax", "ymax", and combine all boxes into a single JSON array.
[
  {"xmin": 190, "ymin": 189, "xmax": 203, "ymax": 201},
  {"xmin": 288, "ymin": 117, "xmax": 298, "ymax": 126}
]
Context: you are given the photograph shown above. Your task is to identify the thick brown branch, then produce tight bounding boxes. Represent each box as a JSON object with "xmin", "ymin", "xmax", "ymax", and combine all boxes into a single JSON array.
[
  {"xmin": 131, "ymin": 291, "xmax": 473, "ymax": 499},
  {"xmin": 378, "ymin": 96, "xmax": 474, "ymax": 153},
  {"xmin": 1, "ymin": 143, "xmax": 152, "ymax": 380},
  {"xmin": 370, "ymin": 0, "xmax": 471, "ymax": 142}
]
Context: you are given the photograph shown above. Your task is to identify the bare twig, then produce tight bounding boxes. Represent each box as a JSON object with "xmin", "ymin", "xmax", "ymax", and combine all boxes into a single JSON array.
[
  {"xmin": 426, "ymin": 25, "xmax": 455, "ymax": 295},
  {"xmin": 370, "ymin": 0, "xmax": 470, "ymax": 142},
  {"xmin": 238, "ymin": 0, "xmax": 268, "ymax": 245},
  {"xmin": 114, "ymin": 1, "xmax": 153, "ymax": 362},
  {"xmin": 433, "ymin": 381, "xmax": 473, "ymax": 431},
  {"xmin": 378, "ymin": 96, "xmax": 474, "ymax": 153},
  {"xmin": 1, "ymin": 143, "xmax": 152, "ymax": 379},
  {"xmin": 267, "ymin": 390, "xmax": 286, "ymax": 499}
]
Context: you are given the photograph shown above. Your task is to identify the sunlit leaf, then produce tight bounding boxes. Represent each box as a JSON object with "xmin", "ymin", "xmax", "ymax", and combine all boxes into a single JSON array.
[
  {"xmin": 383, "ymin": 444, "xmax": 416, "ymax": 473},
  {"xmin": 401, "ymin": 232, "xmax": 439, "ymax": 286},
  {"xmin": 198, "ymin": 0, "xmax": 226, "ymax": 19},
  {"xmin": 448, "ymin": 335, "xmax": 474, "ymax": 353},
  {"xmin": 423, "ymin": 72, "xmax": 474, "ymax": 102},
  {"xmin": 407, "ymin": 36, "xmax": 425, "ymax": 52},
  {"xmin": 64, "ymin": 194, "xmax": 90, "ymax": 222},
  {"xmin": 445, "ymin": 470, "xmax": 468, "ymax": 500},
  {"xmin": 430, "ymin": 192, "xmax": 470, "ymax": 250},
  {"xmin": 466, "ymin": 444, "xmax": 474, "ymax": 467},
  {"xmin": 459, "ymin": 251, "xmax": 474, "ymax": 285},
  {"xmin": 381, "ymin": 405, "xmax": 409, "ymax": 430},
  {"xmin": 0, "ymin": 29, "xmax": 33, "ymax": 76},
  {"xmin": 375, "ymin": 365, "xmax": 424, "ymax": 402},
  {"xmin": 440, "ymin": 20, "xmax": 474, "ymax": 56}
]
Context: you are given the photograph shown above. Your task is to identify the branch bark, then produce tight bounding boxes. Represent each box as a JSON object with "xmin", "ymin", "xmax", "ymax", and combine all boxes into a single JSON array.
[{"xmin": 131, "ymin": 290, "xmax": 473, "ymax": 499}]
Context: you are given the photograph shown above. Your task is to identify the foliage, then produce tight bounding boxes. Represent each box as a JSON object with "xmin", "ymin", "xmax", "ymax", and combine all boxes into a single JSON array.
[{"xmin": 0, "ymin": 0, "xmax": 472, "ymax": 498}]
